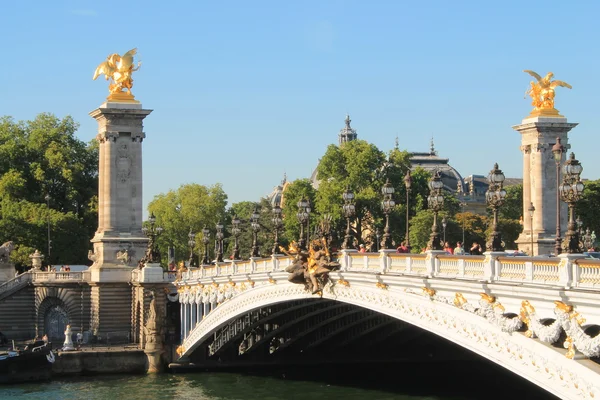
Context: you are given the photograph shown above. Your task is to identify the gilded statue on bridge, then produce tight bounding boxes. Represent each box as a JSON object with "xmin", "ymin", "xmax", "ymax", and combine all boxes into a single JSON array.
[
  {"xmin": 93, "ymin": 48, "xmax": 141, "ymax": 101},
  {"xmin": 523, "ymin": 70, "xmax": 572, "ymax": 117}
]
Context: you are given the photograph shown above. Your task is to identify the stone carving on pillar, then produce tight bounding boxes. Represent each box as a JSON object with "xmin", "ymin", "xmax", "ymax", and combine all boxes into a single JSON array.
[
  {"xmin": 116, "ymin": 142, "xmax": 132, "ymax": 184},
  {"xmin": 116, "ymin": 249, "xmax": 132, "ymax": 266},
  {"xmin": 0, "ymin": 241, "xmax": 16, "ymax": 283},
  {"xmin": 143, "ymin": 289, "xmax": 165, "ymax": 373},
  {"xmin": 0, "ymin": 241, "xmax": 15, "ymax": 263}
]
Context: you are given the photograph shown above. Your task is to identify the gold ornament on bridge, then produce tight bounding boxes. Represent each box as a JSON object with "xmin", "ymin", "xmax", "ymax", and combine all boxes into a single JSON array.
[
  {"xmin": 523, "ymin": 70, "xmax": 572, "ymax": 117},
  {"xmin": 93, "ymin": 48, "xmax": 141, "ymax": 102}
]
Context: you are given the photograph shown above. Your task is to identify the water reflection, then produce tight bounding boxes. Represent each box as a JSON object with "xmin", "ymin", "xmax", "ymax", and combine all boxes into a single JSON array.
[{"xmin": 0, "ymin": 361, "xmax": 555, "ymax": 400}]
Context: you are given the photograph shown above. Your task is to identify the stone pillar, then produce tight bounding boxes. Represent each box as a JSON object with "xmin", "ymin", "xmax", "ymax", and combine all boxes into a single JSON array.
[
  {"xmin": 513, "ymin": 116, "xmax": 576, "ymax": 256},
  {"xmin": 88, "ymin": 102, "xmax": 153, "ymax": 268},
  {"xmin": 88, "ymin": 100, "xmax": 152, "ymax": 338}
]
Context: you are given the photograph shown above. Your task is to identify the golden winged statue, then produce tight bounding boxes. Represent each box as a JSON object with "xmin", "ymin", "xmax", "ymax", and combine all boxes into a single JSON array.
[
  {"xmin": 523, "ymin": 70, "xmax": 572, "ymax": 117},
  {"xmin": 93, "ymin": 48, "xmax": 141, "ymax": 101}
]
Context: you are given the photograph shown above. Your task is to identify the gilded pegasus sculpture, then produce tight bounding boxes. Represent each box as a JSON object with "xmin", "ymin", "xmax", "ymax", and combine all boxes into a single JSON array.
[
  {"xmin": 523, "ymin": 70, "xmax": 571, "ymax": 117},
  {"xmin": 93, "ymin": 48, "xmax": 141, "ymax": 101}
]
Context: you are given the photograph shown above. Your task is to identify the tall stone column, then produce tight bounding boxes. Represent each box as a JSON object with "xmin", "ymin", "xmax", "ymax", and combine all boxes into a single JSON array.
[
  {"xmin": 88, "ymin": 100, "xmax": 152, "ymax": 338},
  {"xmin": 513, "ymin": 116, "xmax": 576, "ymax": 256}
]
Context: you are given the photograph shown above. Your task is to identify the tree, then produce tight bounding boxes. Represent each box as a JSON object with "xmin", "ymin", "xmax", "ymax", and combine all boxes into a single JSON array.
[
  {"xmin": 147, "ymin": 183, "xmax": 228, "ymax": 267},
  {"xmin": 280, "ymin": 179, "xmax": 318, "ymax": 245},
  {"xmin": 576, "ymin": 179, "xmax": 600, "ymax": 236},
  {"xmin": 500, "ymin": 184, "xmax": 523, "ymax": 221},
  {"xmin": 0, "ymin": 114, "xmax": 98, "ymax": 268}
]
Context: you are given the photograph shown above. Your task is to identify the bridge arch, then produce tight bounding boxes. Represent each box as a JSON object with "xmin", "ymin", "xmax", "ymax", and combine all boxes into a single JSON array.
[{"xmin": 180, "ymin": 280, "xmax": 600, "ymax": 399}]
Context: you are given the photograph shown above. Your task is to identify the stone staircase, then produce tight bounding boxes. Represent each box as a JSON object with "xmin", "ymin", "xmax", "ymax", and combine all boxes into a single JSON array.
[{"xmin": 0, "ymin": 272, "xmax": 32, "ymax": 301}]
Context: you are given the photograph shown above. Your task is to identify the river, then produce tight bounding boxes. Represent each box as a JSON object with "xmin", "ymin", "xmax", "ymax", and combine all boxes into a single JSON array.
[{"xmin": 0, "ymin": 360, "xmax": 555, "ymax": 400}]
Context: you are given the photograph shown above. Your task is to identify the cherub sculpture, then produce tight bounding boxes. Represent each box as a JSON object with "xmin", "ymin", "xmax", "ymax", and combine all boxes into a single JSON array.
[
  {"xmin": 93, "ymin": 48, "xmax": 141, "ymax": 98},
  {"xmin": 523, "ymin": 70, "xmax": 572, "ymax": 116}
]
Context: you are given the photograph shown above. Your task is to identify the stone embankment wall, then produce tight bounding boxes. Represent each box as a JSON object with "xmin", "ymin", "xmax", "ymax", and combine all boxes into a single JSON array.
[
  {"xmin": 0, "ymin": 287, "xmax": 36, "ymax": 339},
  {"xmin": 52, "ymin": 350, "xmax": 147, "ymax": 375}
]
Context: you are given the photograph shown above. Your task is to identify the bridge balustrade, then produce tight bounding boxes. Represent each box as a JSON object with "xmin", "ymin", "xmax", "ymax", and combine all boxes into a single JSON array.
[
  {"xmin": 574, "ymin": 259, "xmax": 600, "ymax": 288},
  {"xmin": 156, "ymin": 251, "xmax": 600, "ymax": 290},
  {"xmin": 32, "ymin": 271, "xmax": 85, "ymax": 282}
]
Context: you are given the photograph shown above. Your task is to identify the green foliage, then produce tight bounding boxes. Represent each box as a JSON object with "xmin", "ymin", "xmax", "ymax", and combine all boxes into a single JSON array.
[
  {"xmin": 0, "ymin": 114, "xmax": 98, "ymax": 268},
  {"xmin": 223, "ymin": 199, "xmax": 279, "ymax": 259},
  {"xmin": 500, "ymin": 184, "xmax": 523, "ymax": 221},
  {"xmin": 314, "ymin": 140, "xmax": 434, "ymax": 248},
  {"xmin": 576, "ymin": 179, "xmax": 600, "ymax": 236},
  {"xmin": 449, "ymin": 212, "xmax": 488, "ymax": 248},
  {"xmin": 497, "ymin": 218, "xmax": 523, "ymax": 250},
  {"xmin": 408, "ymin": 209, "xmax": 434, "ymax": 252},
  {"xmin": 147, "ymin": 183, "xmax": 228, "ymax": 266},
  {"xmin": 280, "ymin": 179, "xmax": 317, "ymax": 244}
]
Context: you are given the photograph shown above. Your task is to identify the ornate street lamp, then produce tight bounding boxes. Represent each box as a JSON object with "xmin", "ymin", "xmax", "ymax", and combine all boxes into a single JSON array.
[
  {"xmin": 441, "ymin": 217, "xmax": 447, "ymax": 244},
  {"xmin": 187, "ymin": 229, "xmax": 196, "ymax": 267},
  {"xmin": 215, "ymin": 222, "xmax": 224, "ymax": 262},
  {"xmin": 250, "ymin": 206, "xmax": 261, "ymax": 258},
  {"xmin": 342, "ymin": 186, "xmax": 356, "ymax": 249},
  {"xmin": 201, "ymin": 226, "xmax": 210, "ymax": 265},
  {"xmin": 427, "ymin": 171, "xmax": 444, "ymax": 250},
  {"xmin": 142, "ymin": 212, "xmax": 164, "ymax": 264},
  {"xmin": 375, "ymin": 228, "xmax": 381, "ymax": 252},
  {"xmin": 272, "ymin": 204, "xmax": 283, "ymax": 255},
  {"xmin": 45, "ymin": 194, "xmax": 51, "ymax": 260},
  {"xmin": 296, "ymin": 198, "xmax": 310, "ymax": 250},
  {"xmin": 551, "ymin": 137, "xmax": 565, "ymax": 255},
  {"xmin": 381, "ymin": 179, "xmax": 395, "ymax": 249},
  {"xmin": 528, "ymin": 202, "xmax": 535, "ymax": 256},
  {"xmin": 404, "ymin": 170, "xmax": 412, "ymax": 251},
  {"xmin": 485, "ymin": 163, "xmax": 507, "ymax": 252},
  {"xmin": 559, "ymin": 152, "xmax": 585, "ymax": 253},
  {"xmin": 231, "ymin": 215, "xmax": 241, "ymax": 260}
]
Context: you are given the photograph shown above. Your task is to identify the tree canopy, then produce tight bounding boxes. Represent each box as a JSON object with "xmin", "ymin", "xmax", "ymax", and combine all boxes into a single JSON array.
[
  {"xmin": 0, "ymin": 113, "xmax": 98, "ymax": 269},
  {"xmin": 147, "ymin": 183, "xmax": 228, "ymax": 267}
]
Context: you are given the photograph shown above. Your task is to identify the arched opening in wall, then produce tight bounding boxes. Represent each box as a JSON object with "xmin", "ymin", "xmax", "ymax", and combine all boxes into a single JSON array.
[{"xmin": 38, "ymin": 298, "xmax": 70, "ymax": 342}]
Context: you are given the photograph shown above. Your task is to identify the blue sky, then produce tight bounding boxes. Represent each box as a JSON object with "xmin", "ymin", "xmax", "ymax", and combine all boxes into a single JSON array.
[{"xmin": 2, "ymin": 0, "xmax": 599, "ymax": 214}]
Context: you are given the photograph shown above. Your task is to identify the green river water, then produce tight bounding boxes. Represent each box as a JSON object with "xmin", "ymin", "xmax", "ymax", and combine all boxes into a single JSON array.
[{"xmin": 0, "ymin": 362, "xmax": 555, "ymax": 400}]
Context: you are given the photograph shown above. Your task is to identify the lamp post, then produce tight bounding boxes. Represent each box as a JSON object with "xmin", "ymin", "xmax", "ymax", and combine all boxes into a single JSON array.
[
  {"xmin": 528, "ymin": 202, "xmax": 535, "ymax": 256},
  {"xmin": 45, "ymin": 194, "xmax": 51, "ymax": 261},
  {"xmin": 250, "ymin": 206, "xmax": 261, "ymax": 258},
  {"xmin": 485, "ymin": 163, "xmax": 507, "ymax": 252},
  {"xmin": 404, "ymin": 170, "xmax": 412, "ymax": 251},
  {"xmin": 427, "ymin": 171, "xmax": 444, "ymax": 250},
  {"xmin": 187, "ymin": 229, "xmax": 196, "ymax": 267},
  {"xmin": 342, "ymin": 186, "xmax": 356, "ymax": 249},
  {"xmin": 381, "ymin": 179, "xmax": 395, "ymax": 249},
  {"xmin": 576, "ymin": 216, "xmax": 583, "ymax": 238},
  {"xmin": 296, "ymin": 198, "xmax": 310, "ymax": 250},
  {"xmin": 551, "ymin": 137, "xmax": 565, "ymax": 255},
  {"xmin": 201, "ymin": 226, "xmax": 210, "ymax": 265},
  {"xmin": 215, "ymin": 222, "xmax": 224, "ymax": 262},
  {"xmin": 441, "ymin": 217, "xmax": 447, "ymax": 244},
  {"xmin": 375, "ymin": 229, "xmax": 381, "ymax": 252},
  {"xmin": 559, "ymin": 152, "xmax": 585, "ymax": 254},
  {"xmin": 272, "ymin": 204, "xmax": 283, "ymax": 255},
  {"xmin": 142, "ymin": 212, "xmax": 164, "ymax": 263},
  {"xmin": 231, "ymin": 215, "xmax": 241, "ymax": 260}
]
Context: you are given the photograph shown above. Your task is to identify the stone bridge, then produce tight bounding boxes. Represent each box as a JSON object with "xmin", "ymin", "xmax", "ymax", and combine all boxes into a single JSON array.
[{"xmin": 174, "ymin": 250, "xmax": 600, "ymax": 400}]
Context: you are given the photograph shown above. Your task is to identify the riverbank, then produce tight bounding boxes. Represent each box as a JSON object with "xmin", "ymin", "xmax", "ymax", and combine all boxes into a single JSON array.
[{"xmin": 52, "ymin": 347, "xmax": 147, "ymax": 376}]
